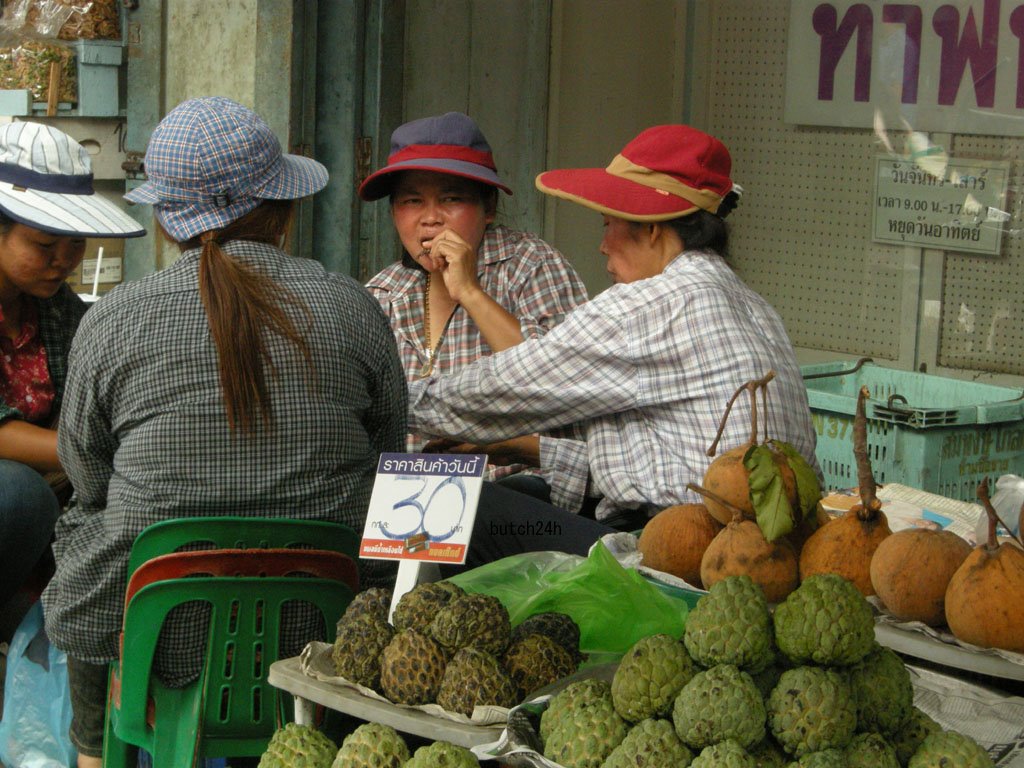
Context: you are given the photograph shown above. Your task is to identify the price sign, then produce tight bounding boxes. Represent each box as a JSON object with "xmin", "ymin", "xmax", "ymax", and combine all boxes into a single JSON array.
[{"xmin": 359, "ymin": 452, "xmax": 486, "ymax": 565}]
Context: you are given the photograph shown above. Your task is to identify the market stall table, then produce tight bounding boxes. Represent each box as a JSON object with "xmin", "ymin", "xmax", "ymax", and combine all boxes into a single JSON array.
[{"xmin": 267, "ymin": 656, "xmax": 505, "ymax": 749}]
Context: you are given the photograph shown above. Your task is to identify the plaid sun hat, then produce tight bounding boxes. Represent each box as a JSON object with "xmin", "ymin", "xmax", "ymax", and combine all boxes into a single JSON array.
[
  {"xmin": 358, "ymin": 112, "xmax": 512, "ymax": 201},
  {"xmin": 125, "ymin": 96, "xmax": 328, "ymax": 242},
  {"xmin": 536, "ymin": 125, "xmax": 733, "ymax": 221},
  {"xmin": 0, "ymin": 121, "xmax": 145, "ymax": 238}
]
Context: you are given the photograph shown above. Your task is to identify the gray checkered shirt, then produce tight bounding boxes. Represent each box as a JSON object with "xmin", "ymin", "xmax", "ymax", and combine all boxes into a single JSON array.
[
  {"xmin": 410, "ymin": 250, "xmax": 821, "ymax": 519},
  {"xmin": 43, "ymin": 241, "xmax": 406, "ymax": 685}
]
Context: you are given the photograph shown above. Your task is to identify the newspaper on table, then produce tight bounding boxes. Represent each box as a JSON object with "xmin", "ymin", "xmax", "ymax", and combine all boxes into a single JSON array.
[
  {"xmin": 820, "ymin": 482, "xmax": 984, "ymax": 543},
  {"xmin": 471, "ymin": 663, "xmax": 1024, "ymax": 766}
]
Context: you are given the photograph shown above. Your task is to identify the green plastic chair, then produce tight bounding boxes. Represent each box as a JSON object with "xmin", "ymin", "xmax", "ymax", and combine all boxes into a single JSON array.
[
  {"xmin": 101, "ymin": 547, "xmax": 358, "ymax": 768},
  {"xmin": 126, "ymin": 516, "xmax": 361, "ymax": 575}
]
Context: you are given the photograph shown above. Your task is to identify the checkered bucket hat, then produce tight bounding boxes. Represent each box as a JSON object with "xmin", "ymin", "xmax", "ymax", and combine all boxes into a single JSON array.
[
  {"xmin": 0, "ymin": 121, "xmax": 145, "ymax": 238},
  {"xmin": 125, "ymin": 96, "xmax": 328, "ymax": 241}
]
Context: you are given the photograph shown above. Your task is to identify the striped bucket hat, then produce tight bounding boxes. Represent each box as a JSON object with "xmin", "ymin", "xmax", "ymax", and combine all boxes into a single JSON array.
[
  {"xmin": 0, "ymin": 121, "xmax": 146, "ymax": 238},
  {"xmin": 536, "ymin": 125, "xmax": 734, "ymax": 221},
  {"xmin": 125, "ymin": 96, "xmax": 328, "ymax": 242}
]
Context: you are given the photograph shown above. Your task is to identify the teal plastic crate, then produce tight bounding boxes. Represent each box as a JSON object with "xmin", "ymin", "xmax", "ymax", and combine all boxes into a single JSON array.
[{"xmin": 802, "ymin": 360, "xmax": 1024, "ymax": 501}]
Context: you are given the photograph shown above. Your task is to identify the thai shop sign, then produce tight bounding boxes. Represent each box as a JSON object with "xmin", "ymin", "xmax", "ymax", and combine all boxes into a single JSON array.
[
  {"xmin": 786, "ymin": 0, "xmax": 1024, "ymax": 136},
  {"xmin": 872, "ymin": 155, "xmax": 1009, "ymax": 254}
]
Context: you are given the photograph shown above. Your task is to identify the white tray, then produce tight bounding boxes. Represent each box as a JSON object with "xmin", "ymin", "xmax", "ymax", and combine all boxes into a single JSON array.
[
  {"xmin": 875, "ymin": 623, "xmax": 1024, "ymax": 683},
  {"xmin": 267, "ymin": 656, "xmax": 505, "ymax": 748}
]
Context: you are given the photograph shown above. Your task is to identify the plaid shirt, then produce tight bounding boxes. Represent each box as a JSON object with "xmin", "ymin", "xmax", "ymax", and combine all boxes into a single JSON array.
[
  {"xmin": 43, "ymin": 241, "xmax": 406, "ymax": 685},
  {"xmin": 368, "ymin": 225, "xmax": 588, "ymax": 478},
  {"xmin": 410, "ymin": 250, "xmax": 821, "ymax": 519},
  {"xmin": 0, "ymin": 283, "xmax": 87, "ymax": 425}
]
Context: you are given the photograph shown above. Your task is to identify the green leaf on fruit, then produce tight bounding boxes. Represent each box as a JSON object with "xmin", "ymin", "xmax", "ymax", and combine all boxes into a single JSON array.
[
  {"xmin": 770, "ymin": 440, "xmax": 823, "ymax": 524},
  {"xmin": 744, "ymin": 445, "xmax": 794, "ymax": 541}
]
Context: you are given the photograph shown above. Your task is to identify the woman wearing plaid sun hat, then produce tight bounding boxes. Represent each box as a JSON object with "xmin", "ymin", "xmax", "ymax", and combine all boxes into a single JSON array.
[
  {"xmin": 42, "ymin": 97, "xmax": 406, "ymax": 764},
  {"xmin": 0, "ymin": 121, "xmax": 145, "ymax": 627},
  {"xmin": 362, "ymin": 112, "xmax": 588, "ymax": 503},
  {"xmin": 406, "ymin": 125, "xmax": 820, "ymax": 564}
]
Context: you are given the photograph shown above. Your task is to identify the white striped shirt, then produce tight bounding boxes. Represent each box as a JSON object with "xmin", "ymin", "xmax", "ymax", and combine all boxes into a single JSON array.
[{"xmin": 409, "ymin": 250, "xmax": 820, "ymax": 520}]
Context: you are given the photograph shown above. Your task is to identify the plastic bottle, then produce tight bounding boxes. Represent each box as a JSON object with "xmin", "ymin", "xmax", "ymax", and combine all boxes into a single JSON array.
[{"xmin": 974, "ymin": 474, "xmax": 1024, "ymax": 542}]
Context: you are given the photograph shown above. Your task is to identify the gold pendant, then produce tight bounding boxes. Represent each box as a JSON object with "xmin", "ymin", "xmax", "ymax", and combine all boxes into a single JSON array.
[{"xmin": 419, "ymin": 358, "xmax": 435, "ymax": 378}]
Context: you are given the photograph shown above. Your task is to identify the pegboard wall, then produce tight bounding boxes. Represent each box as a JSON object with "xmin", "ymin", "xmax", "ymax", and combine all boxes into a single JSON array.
[
  {"xmin": 701, "ymin": 1, "xmax": 1024, "ymax": 379},
  {"xmin": 942, "ymin": 134, "xmax": 1024, "ymax": 375}
]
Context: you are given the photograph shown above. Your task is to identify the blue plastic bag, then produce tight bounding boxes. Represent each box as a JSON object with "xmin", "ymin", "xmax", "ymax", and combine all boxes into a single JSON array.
[{"xmin": 0, "ymin": 601, "xmax": 76, "ymax": 768}]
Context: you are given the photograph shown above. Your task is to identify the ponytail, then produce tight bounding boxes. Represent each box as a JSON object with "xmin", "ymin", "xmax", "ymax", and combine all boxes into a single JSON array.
[{"xmin": 169, "ymin": 200, "xmax": 314, "ymax": 432}]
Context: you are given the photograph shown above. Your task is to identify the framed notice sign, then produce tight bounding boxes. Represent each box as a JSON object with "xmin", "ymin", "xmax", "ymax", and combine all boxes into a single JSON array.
[
  {"xmin": 359, "ymin": 452, "xmax": 486, "ymax": 565},
  {"xmin": 872, "ymin": 156, "xmax": 1010, "ymax": 255}
]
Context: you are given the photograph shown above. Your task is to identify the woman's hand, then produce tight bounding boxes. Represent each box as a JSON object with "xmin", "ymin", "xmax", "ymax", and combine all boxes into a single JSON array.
[
  {"xmin": 425, "ymin": 229, "xmax": 482, "ymax": 305},
  {"xmin": 0, "ymin": 419, "xmax": 61, "ymax": 472},
  {"xmin": 422, "ymin": 435, "xmax": 541, "ymax": 467}
]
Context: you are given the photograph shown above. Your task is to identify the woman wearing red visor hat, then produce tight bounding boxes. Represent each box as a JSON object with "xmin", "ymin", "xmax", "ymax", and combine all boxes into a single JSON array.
[{"xmin": 408, "ymin": 125, "xmax": 820, "ymax": 564}]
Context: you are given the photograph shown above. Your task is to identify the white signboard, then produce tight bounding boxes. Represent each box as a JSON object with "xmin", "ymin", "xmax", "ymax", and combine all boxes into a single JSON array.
[
  {"xmin": 359, "ymin": 452, "xmax": 486, "ymax": 565},
  {"xmin": 872, "ymin": 155, "xmax": 1009, "ymax": 254},
  {"xmin": 786, "ymin": 0, "xmax": 1024, "ymax": 136}
]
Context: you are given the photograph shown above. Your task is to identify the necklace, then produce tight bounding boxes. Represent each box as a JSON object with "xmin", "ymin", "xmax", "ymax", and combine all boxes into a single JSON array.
[{"xmin": 419, "ymin": 272, "xmax": 457, "ymax": 378}]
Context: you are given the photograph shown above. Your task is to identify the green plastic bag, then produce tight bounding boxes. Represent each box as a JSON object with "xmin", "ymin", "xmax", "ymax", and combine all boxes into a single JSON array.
[{"xmin": 448, "ymin": 542, "xmax": 688, "ymax": 658}]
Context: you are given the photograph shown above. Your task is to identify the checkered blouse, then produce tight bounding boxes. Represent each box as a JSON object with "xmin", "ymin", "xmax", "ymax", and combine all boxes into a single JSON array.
[{"xmin": 43, "ymin": 241, "xmax": 406, "ymax": 685}]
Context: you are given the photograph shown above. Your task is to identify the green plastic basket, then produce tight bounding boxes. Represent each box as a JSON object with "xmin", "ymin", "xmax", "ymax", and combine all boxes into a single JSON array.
[{"xmin": 802, "ymin": 360, "xmax": 1024, "ymax": 501}]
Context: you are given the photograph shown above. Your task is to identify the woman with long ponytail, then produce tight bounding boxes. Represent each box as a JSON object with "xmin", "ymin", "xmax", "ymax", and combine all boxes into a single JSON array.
[{"xmin": 42, "ymin": 97, "xmax": 406, "ymax": 768}]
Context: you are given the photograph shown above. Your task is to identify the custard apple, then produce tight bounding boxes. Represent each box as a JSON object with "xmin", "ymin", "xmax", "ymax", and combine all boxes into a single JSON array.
[
  {"xmin": 429, "ymin": 593, "xmax": 511, "ymax": 655},
  {"xmin": 540, "ymin": 678, "xmax": 612, "ymax": 742},
  {"xmin": 436, "ymin": 647, "xmax": 519, "ymax": 717},
  {"xmin": 336, "ymin": 587, "xmax": 391, "ymax": 630},
  {"xmin": 848, "ymin": 645, "xmax": 913, "ymax": 736},
  {"xmin": 612, "ymin": 633, "xmax": 696, "ymax": 722},
  {"xmin": 511, "ymin": 611, "xmax": 582, "ymax": 660},
  {"xmin": 330, "ymin": 722, "xmax": 408, "ymax": 768},
  {"xmin": 845, "ymin": 732, "xmax": 899, "ymax": 768},
  {"xmin": 685, "ymin": 575, "xmax": 774, "ymax": 672},
  {"xmin": 767, "ymin": 666, "xmax": 856, "ymax": 757},
  {"xmin": 258, "ymin": 723, "xmax": 336, "ymax": 768},
  {"xmin": 691, "ymin": 739, "xmax": 757, "ymax": 768},
  {"xmin": 749, "ymin": 737, "xmax": 788, "ymax": 768},
  {"xmin": 405, "ymin": 740, "xmax": 479, "ymax": 767},
  {"xmin": 543, "ymin": 688, "xmax": 629, "ymax": 768},
  {"xmin": 331, "ymin": 613, "xmax": 394, "ymax": 689},
  {"xmin": 504, "ymin": 632, "xmax": 577, "ymax": 698},
  {"xmin": 787, "ymin": 749, "xmax": 846, "ymax": 768},
  {"xmin": 393, "ymin": 581, "xmax": 465, "ymax": 632},
  {"xmin": 908, "ymin": 732, "xmax": 994, "ymax": 768},
  {"xmin": 891, "ymin": 707, "xmax": 942, "ymax": 766},
  {"xmin": 378, "ymin": 629, "xmax": 447, "ymax": 705},
  {"xmin": 772, "ymin": 575, "xmax": 873, "ymax": 666},
  {"xmin": 672, "ymin": 664, "xmax": 766, "ymax": 750},
  {"xmin": 602, "ymin": 718, "xmax": 694, "ymax": 768}
]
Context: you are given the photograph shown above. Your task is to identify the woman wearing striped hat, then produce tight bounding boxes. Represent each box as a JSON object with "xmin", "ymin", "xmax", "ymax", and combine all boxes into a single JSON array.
[{"xmin": 0, "ymin": 121, "xmax": 144, "ymax": 617}]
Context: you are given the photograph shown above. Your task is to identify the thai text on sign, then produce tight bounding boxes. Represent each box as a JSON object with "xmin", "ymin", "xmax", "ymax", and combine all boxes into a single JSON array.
[{"xmin": 786, "ymin": 0, "xmax": 1024, "ymax": 135}]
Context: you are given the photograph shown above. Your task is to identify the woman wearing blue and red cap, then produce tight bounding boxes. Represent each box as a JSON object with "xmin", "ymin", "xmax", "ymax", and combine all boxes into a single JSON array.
[
  {"xmin": 362, "ymin": 112, "xmax": 588, "ymax": 504},
  {"xmin": 407, "ymin": 125, "xmax": 820, "ymax": 561}
]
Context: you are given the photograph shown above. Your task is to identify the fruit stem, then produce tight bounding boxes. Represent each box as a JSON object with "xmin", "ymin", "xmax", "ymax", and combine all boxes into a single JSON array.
[
  {"xmin": 687, "ymin": 481, "xmax": 746, "ymax": 523},
  {"xmin": 706, "ymin": 370, "xmax": 776, "ymax": 457},
  {"xmin": 976, "ymin": 477, "xmax": 1024, "ymax": 550},
  {"xmin": 854, "ymin": 385, "xmax": 881, "ymax": 520}
]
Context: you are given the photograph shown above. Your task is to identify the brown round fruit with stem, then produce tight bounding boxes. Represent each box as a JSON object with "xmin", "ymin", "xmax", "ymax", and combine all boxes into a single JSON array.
[
  {"xmin": 700, "ymin": 514, "xmax": 800, "ymax": 603},
  {"xmin": 869, "ymin": 528, "xmax": 972, "ymax": 626},
  {"xmin": 797, "ymin": 386, "xmax": 891, "ymax": 595},
  {"xmin": 944, "ymin": 478, "xmax": 1024, "ymax": 653},
  {"xmin": 638, "ymin": 503, "xmax": 723, "ymax": 588},
  {"xmin": 702, "ymin": 444, "xmax": 755, "ymax": 525}
]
